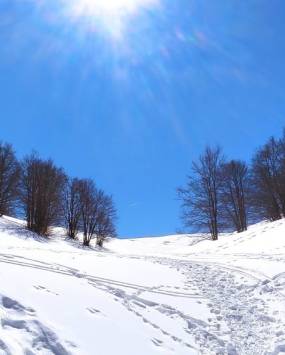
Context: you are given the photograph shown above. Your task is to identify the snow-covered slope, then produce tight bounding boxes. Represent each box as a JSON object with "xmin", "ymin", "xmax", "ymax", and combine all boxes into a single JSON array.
[
  {"xmin": 110, "ymin": 220, "xmax": 285, "ymax": 256},
  {"xmin": 0, "ymin": 216, "xmax": 284, "ymax": 354}
]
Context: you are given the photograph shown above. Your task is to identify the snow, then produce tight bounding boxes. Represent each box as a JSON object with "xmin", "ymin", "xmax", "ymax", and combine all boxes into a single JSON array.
[{"xmin": 0, "ymin": 216, "xmax": 285, "ymax": 354}]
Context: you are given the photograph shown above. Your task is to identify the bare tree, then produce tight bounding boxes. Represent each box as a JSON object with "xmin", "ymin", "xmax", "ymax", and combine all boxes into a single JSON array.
[
  {"xmin": 0, "ymin": 142, "xmax": 20, "ymax": 217},
  {"xmin": 250, "ymin": 137, "xmax": 285, "ymax": 221},
  {"xmin": 178, "ymin": 146, "xmax": 223, "ymax": 240},
  {"xmin": 77, "ymin": 179, "xmax": 116, "ymax": 247},
  {"xmin": 20, "ymin": 153, "xmax": 67, "ymax": 235},
  {"xmin": 64, "ymin": 178, "xmax": 81, "ymax": 239},
  {"xmin": 77, "ymin": 179, "xmax": 97, "ymax": 246},
  {"xmin": 95, "ymin": 192, "xmax": 117, "ymax": 247},
  {"xmin": 219, "ymin": 160, "xmax": 249, "ymax": 232}
]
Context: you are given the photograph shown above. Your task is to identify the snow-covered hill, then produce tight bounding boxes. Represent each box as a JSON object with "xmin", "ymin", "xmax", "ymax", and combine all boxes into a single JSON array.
[{"xmin": 0, "ymin": 216, "xmax": 284, "ymax": 354}]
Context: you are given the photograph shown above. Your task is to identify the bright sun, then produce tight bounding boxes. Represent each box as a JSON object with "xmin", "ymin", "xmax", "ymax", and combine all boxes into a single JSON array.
[
  {"xmin": 72, "ymin": 0, "xmax": 149, "ymax": 13},
  {"xmin": 63, "ymin": 0, "xmax": 159, "ymax": 38}
]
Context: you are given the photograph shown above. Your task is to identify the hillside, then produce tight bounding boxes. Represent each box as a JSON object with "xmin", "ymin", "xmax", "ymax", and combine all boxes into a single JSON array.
[{"xmin": 0, "ymin": 216, "xmax": 284, "ymax": 354}]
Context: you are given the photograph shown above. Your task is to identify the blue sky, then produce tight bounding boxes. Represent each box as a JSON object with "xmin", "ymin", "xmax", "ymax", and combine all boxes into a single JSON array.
[{"xmin": 0, "ymin": 0, "xmax": 284, "ymax": 237}]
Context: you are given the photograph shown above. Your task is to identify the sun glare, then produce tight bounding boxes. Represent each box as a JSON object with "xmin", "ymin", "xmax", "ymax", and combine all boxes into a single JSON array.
[
  {"xmin": 63, "ymin": 0, "xmax": 159, "ymax": 38},
  {"xmin": 72, "ymin": 0, "xmax": 150, "ymax": 13}
]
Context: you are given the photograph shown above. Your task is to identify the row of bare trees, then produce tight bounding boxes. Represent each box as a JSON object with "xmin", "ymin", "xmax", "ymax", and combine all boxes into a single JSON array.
[
  {"xmin": 64, "ymin": 178, "xmax": 116, "ymax": 246},
  {"xmin": 0, "ymin": 142, "xmax": 116, "ymax": 246},
  {"xmin": 178, "ymin": 130, "xmax": 285, "ymax": 240}
]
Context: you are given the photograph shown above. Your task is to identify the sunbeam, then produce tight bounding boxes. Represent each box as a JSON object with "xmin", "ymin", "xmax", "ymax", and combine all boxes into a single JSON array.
[{"xmin": 61, "ymin": 0, "xmax": 159, "ymax": 38}]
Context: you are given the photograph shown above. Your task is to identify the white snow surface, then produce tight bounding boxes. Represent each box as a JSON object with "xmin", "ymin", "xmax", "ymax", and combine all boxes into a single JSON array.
[{"xmin": 0, "ymin": 216, "xmax": 285, "ymax": 354}]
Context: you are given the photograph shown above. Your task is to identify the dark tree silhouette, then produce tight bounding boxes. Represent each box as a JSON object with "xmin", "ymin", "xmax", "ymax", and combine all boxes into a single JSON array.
[
  {"xmin": 178, "ymin": 146, "xmax": 223, "ymax": 240},
  {"xmin": 0, "ymin": 142, "xmax": 20, "ymax": 217}
]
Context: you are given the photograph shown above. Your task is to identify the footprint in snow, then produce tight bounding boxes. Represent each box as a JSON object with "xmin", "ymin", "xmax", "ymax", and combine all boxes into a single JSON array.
[
  {"xmin": 87, "ymin": 308, "xmax": 105, "ymax": 317},
  {"xmin": 2, "ymin": 296, "xmax": 35, "ymax": 315},
  {"xmin": 0, "ymin": 294, "xmax": 72, "ymax": 354},
  {"xmin": 151, "ymin": 338, "xmax": 163, "ymax": 347},
  {"xmin": 33, "ymin": 285, "xmax": 59, "ymax": 296}
]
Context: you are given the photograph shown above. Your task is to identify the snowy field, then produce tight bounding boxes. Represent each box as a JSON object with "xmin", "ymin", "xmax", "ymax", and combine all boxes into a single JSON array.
[{"xmin": 0, "ymin": 216, "xmax": 285, "ymax": 354}]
